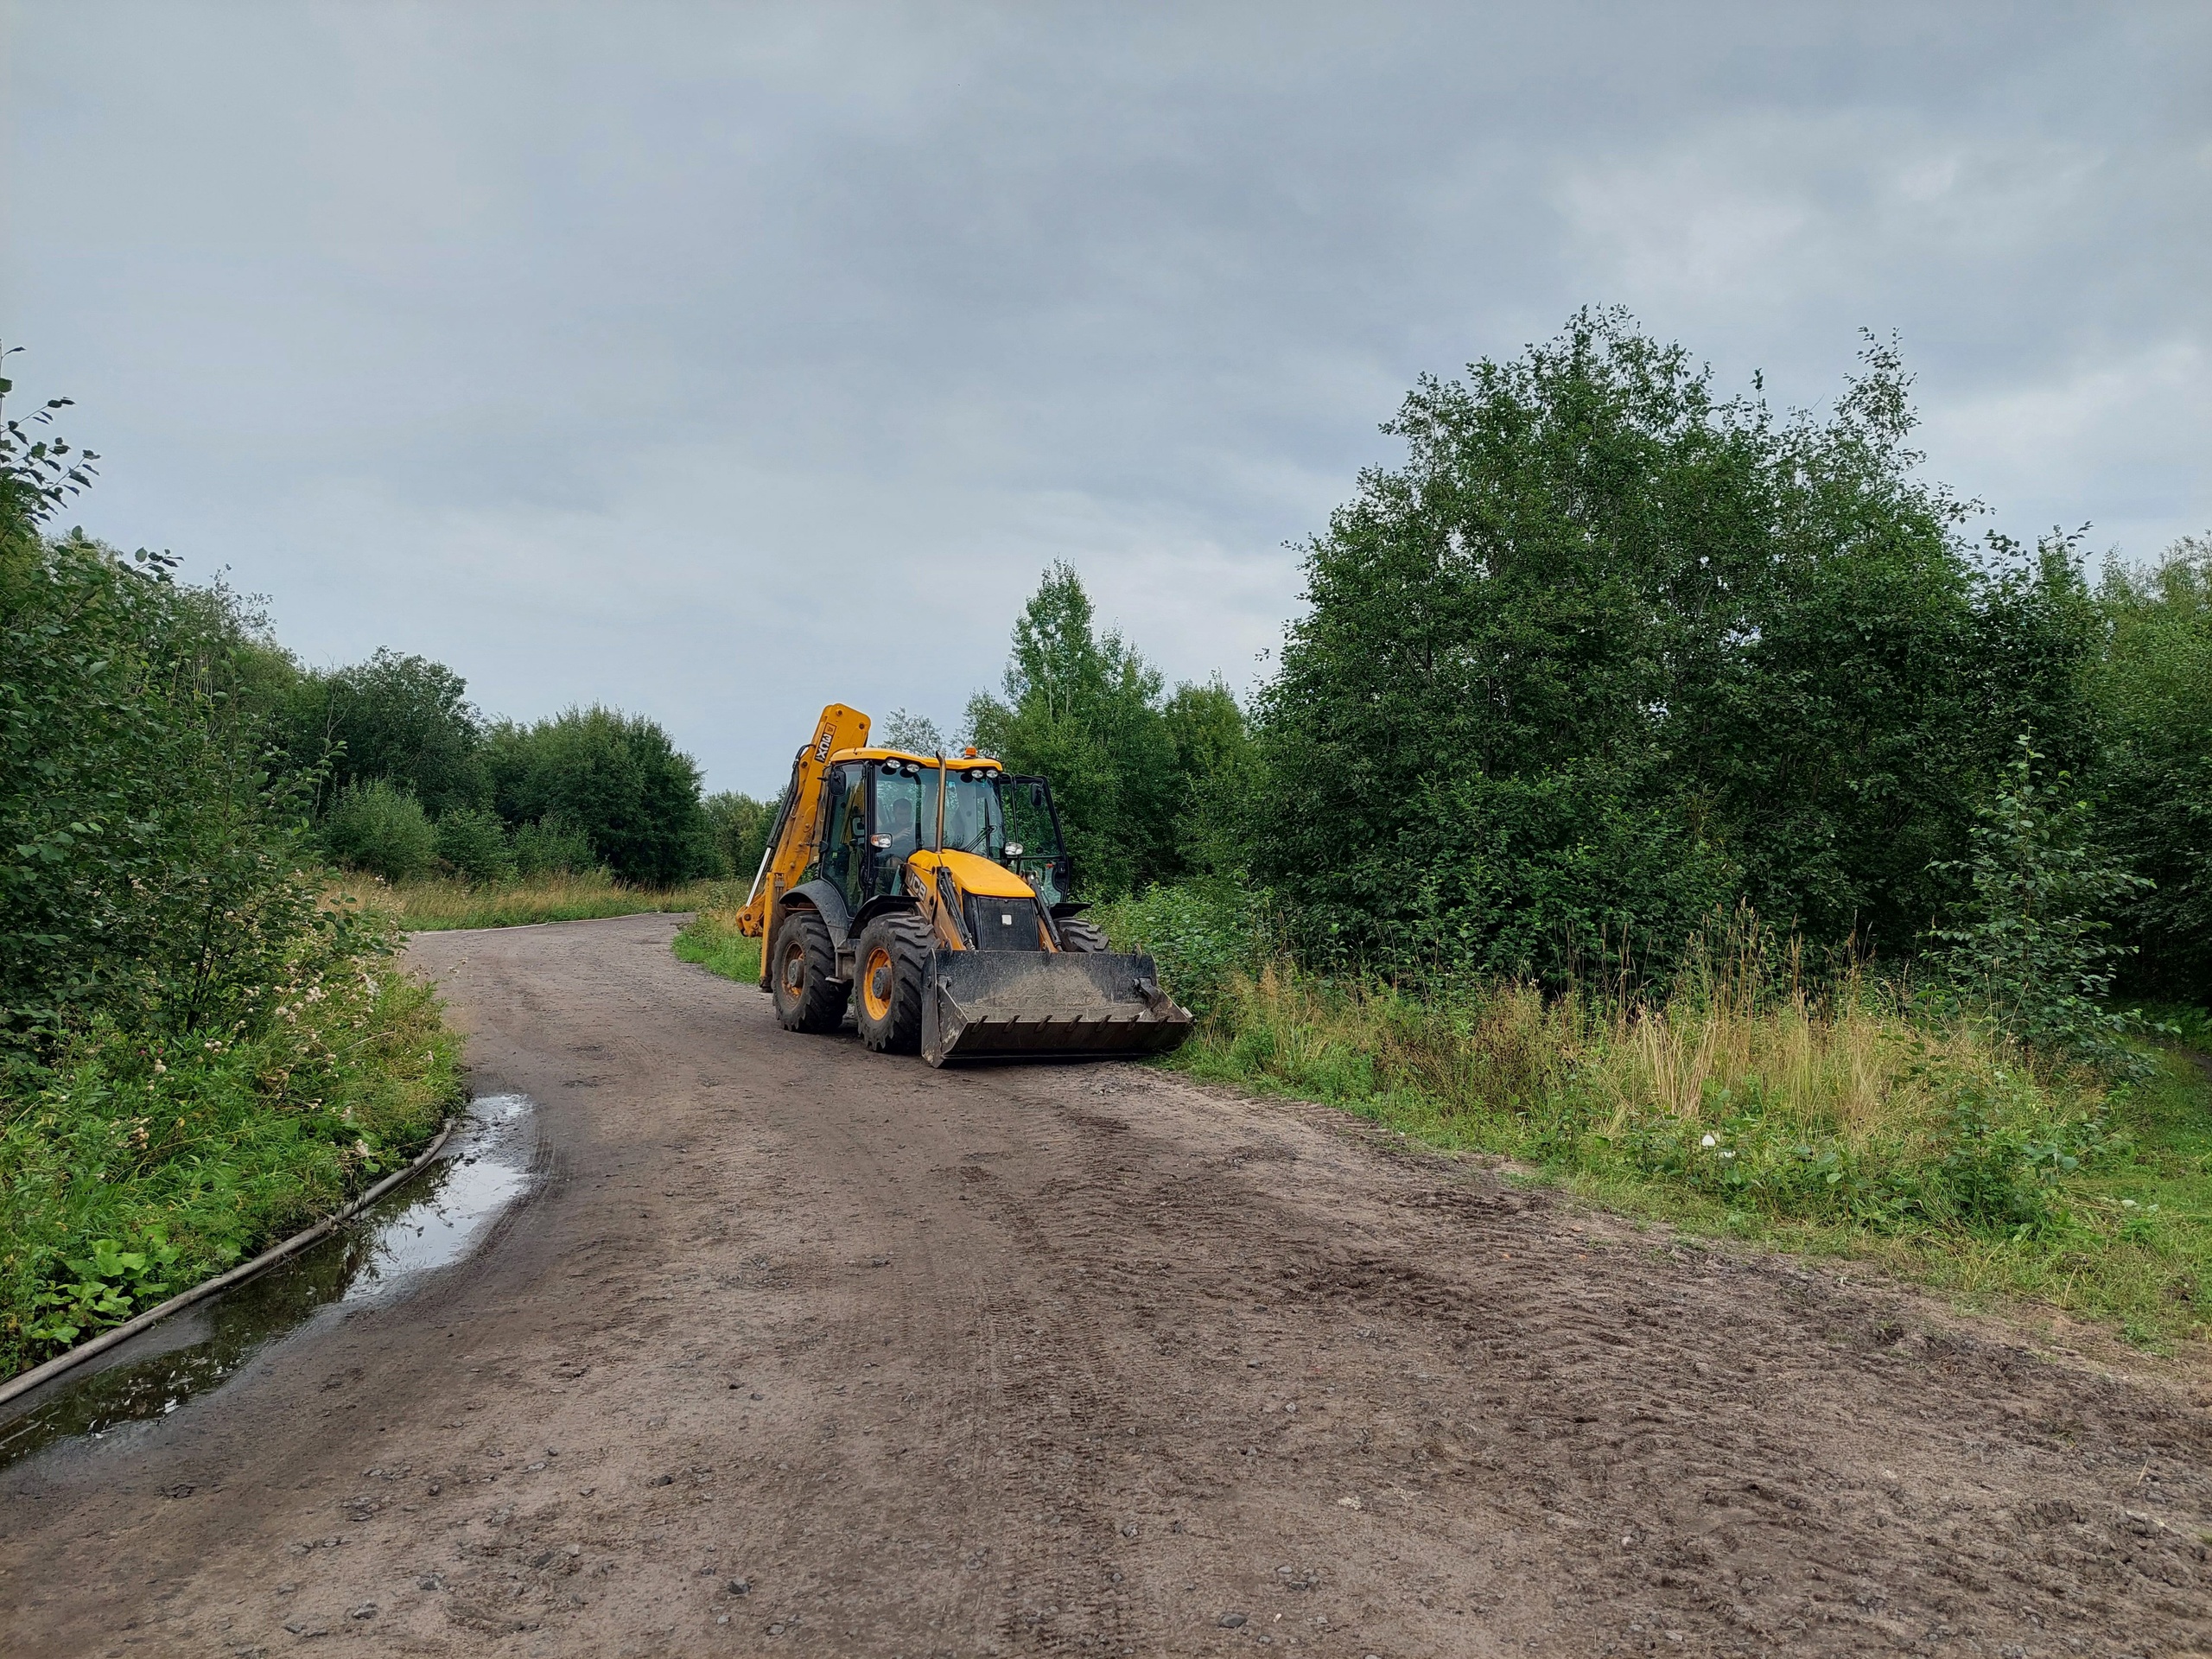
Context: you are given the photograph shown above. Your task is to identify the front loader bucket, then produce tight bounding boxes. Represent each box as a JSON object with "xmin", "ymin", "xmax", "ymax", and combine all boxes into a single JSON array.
[{"xmin": 920, "ymin": 947, "xmax": 1194, "ymax": 1067}]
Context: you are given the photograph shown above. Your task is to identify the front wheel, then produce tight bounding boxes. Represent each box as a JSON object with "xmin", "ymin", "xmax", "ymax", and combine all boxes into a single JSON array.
[
  {"xmin": 854, "ymin": 912, "xmax": 931, "ymax": 1053},
  {"xmin": 772, "ymin": 907, "xmax": 849, "ymax": 1033}
]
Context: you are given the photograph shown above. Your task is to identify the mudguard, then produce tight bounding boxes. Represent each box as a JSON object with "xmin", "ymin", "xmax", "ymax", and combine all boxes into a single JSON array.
[{"xmin": 785, "ymin": 880, "xmax": 854, "ymax": 938}]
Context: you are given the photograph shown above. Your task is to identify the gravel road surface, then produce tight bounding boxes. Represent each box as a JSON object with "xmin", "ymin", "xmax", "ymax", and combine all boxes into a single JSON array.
[{"xmin": 3, "ymin": 912, "xmax": 2209, "ymax": 1657}]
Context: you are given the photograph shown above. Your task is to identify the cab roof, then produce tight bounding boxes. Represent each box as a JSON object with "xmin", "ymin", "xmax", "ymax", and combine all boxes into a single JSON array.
[{"xmin": 831, "ymin": 747, "xmax": 1007, "ymax": 770}]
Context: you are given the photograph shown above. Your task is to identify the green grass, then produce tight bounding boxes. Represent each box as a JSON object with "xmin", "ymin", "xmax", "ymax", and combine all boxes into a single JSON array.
[
  {"xmin": 1, "ymin": 920, "xmax": 463, "ymax": 1380},
  {"xmin": 351, "ymin": 872, "xmax": 732, "ymax": 931},
  {"xmin": 671, "ymin": 907, "xmax": 764, "ymax": 986}
]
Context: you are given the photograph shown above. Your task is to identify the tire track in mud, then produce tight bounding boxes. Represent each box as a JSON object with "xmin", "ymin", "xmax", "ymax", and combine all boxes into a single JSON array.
[{"xmin": 2, "ymin": 912, "xmax": 2207, "ymax": 1658}]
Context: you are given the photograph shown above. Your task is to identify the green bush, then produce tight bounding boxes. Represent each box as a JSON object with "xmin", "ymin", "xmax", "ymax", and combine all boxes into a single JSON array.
[
  {"xmin": 1, "ymin": 926, "xmax": 459, "ymax": 1370},
  {"xmin": 1931, "ymin": 736, "xmax": 2151, "ymax": 1072},
  {"xmin": 1093, "ymin": 880, "xmax": 1277, "ymax": 1014},
  {"xmin": 702, "ymin": 790, "xmax": 778, "ymax": 883},
  {"xmin": 434, "ymin": 805, "xmax": 515, "ymax": 885},
  {"xmin": 511, "ymin": 813, "xmax": 598, "ymax": 878},
  {"xmin": 486, "ymin": 706, "xmax": 711, "ymax": 886},
  {"xmin": 2, "ymin": 523, "xmax": 339, "ymax": 1057},
  {"xmin": 2088, "ymin": 539, "xmax": 2212, "ymax": 997},
  {"xmin": 968, "ymin": 564, "xmax": 1258, "ymax": 899},
  {"xmin": 281, "ymin": 647, "xmax": 489, "ymax": 819},
  {"xmin": 322, "ymin": 779, "xmax": 436, "ymax": 881}
]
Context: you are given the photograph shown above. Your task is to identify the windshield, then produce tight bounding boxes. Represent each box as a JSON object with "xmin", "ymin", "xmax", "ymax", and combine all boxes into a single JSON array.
[{"xmin": 872, "ymin": 765, "xmax": 1007, "ymax": 862}]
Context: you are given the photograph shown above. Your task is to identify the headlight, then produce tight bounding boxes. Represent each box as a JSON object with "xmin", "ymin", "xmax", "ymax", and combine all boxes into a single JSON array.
[{"xmin": 1004, "ymin": 842, "xmax": 1025, "ymax": 857}]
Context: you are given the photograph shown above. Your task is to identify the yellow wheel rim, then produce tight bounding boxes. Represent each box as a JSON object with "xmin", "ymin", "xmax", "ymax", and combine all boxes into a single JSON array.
[
  {"xmin": 780, "ymin": 941, "xmax": 805, "ymax": 996},
  {"xmin": 861, "ymin": 944, "xmax": 894, "ymax": 1020}
]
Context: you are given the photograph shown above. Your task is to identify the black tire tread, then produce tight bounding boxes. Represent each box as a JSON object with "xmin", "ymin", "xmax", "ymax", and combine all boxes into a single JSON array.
[
  {"xmin": 773, "ymin": 906, "xmax": 849, "ymax": 1033},
  {"xmin": 855, "ymin": 912, "xmax": 931, "ymax": 1054},
  {"xmin": 1057, "ymin": 917, "xmax": 1109, "ymax": 954}
]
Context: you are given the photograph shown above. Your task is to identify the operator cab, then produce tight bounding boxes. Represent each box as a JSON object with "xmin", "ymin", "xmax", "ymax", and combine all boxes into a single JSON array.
[{"xmin": 814, "ymin": 749, "xmax": 1075, "ymax": 921}]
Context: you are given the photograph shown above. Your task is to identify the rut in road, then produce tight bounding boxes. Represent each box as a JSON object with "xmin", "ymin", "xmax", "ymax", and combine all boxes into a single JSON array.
[{"xmin": 2, "ymin": 912, "xmax": 2208, "ymax": 1658}]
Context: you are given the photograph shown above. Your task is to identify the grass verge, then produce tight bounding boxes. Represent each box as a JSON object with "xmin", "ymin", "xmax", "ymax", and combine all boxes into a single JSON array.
[
  {"xmin": 352, "ymin": 872, "xmax": 729, "ymax": 931},
  {"xmin": 671, "ymin": 907, "xmax": 763, "ymax": 986},
  {"xmin": 1096, "ymin": 893, "xmax": 2211, "ymax": 1349},
  {"xmin": 1, "ymin": 911, "xmax": 463, "ymax": 1381}
]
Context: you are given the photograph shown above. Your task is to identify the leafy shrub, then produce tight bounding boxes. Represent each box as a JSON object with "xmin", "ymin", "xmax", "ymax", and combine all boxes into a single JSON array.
[
  {"xmin": 511, "ymin": 813, "xmax": 598, "ymax": 878},
  {"xmin": 486, "ymin": 706, "xmax": 711, "ymax": 886},
  {"xmin": 282, "ymin": 647, "xmax": 488, "ymax": 818},
  {"xmin": 1093, "ymin": 880, "xmax": 1277, "ymax": 1014},
  {"xmin": 1, "ymin": 918, "xmax": 459, "ymax": 1370},
  {"xmin": 322, "ymin": 779, "xmax": 437, "ymax": 881},
  {"xmin": 2, "ymin": 526, "xmax": 343, "ymax": 1058},
  {"xmin": 702, "ymin": 791, "xmax": 777, "ymax": 884},
  {"xmin": 24, "ymin": 1230, "xmax": 180, "ymax": 1346},
  {"xmin": 1931, "ymin": 736, "xmax": 2151, "ymax": 1072},
  {"xmin": 2087, "ymin": 539, "xmax": 2212, "ymax": 997},
  {"xmin": 968, "ymin": 565, "xmax": 1258, "ymax": 899},
  {"xmin": 434, "ymin": 806, "xmax": 515, "ymax": 885}
]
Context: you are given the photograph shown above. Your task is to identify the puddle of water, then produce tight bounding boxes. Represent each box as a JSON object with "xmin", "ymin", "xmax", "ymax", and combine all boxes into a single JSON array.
[{"xmin": 0, "ymin": 1093, "xmax": 537, "ymax": 1470}]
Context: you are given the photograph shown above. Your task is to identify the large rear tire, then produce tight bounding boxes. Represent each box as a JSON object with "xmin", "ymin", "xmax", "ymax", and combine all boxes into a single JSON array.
[
  {"xmin": 1057, "ymin": 917, "xmax": 1109, "ymax": 954},
  {"xmin": 772, "ymin": 906, "xmax": 849, "ymax": 1033},
  {"xmin": 855, "ymin": 912, "xmax": 931, "ymax": 1054}
]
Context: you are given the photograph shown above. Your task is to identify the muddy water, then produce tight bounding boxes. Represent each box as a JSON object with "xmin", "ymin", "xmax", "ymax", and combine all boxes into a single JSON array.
[{"xmin": 0, "ymin": 1093, "xmax": 537, "ymax": 1469}]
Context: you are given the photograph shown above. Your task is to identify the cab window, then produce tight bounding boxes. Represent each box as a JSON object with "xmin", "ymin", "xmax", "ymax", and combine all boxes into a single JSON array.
[{"xmin": 822, "ymin": 762, "xmax": 868, "ymax": 908}]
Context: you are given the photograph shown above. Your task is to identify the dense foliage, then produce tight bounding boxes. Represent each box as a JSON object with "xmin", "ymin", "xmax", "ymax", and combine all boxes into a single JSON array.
[
  {"xmin": 1249, "ymin": 311, "xmax": 2097, "ymax": 983},
  {"xmin": 1928, "ymin": 737, "xmax": 2151, "ymax": 1070},
  {"xmin": 2087, "ymin": 541, "xmax": 2212, "ymax": 997},
  {"xmin": 958, "ymin": 315, "xmax": 2204, "ymax": 1051},
  {"xmin": 0, "ymin": 526, "xmax": 327, "ymax": 1059},
  {"xmin": 703, "ymin": 789, "xmax": 778, "ymax": 889},
  {"xmin": 1, "ymin": 366, "xmax": 459, "ymax": 1372},
  {"xmin": 267, "ymin": 643, "xmax": 717, "ymax": 887},
  {"xmin": 484, "ymin": 707, "xmax": 714, "ymax": 887},
  {"xmin": 280, "ymin": 648, "xmax": 488, "ymax": 819}
]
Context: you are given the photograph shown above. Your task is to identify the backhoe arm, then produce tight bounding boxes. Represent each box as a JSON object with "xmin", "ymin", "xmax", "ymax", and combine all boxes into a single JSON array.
[{"xmin": 735, "ymin": 704, "xmax": 871, "ymax": 984}]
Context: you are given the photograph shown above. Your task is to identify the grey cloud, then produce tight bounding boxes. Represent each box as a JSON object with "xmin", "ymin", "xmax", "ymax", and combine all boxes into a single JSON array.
[{"xmin": 6, "ymin": 3, "xmax": 2207, "ymax": 788}]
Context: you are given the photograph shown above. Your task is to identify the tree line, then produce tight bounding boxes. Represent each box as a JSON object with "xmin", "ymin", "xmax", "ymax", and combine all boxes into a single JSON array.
[
  {"xmin": 964, "ymin": 312, "xmax": 2209, "ymax": 1013},
  {"xmin": 260, "ymin": 647, "xmax": 739, "ymax": 888}
]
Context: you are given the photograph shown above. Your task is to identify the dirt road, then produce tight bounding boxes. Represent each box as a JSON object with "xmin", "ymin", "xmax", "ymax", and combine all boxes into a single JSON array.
[{"xmin": 4, "ymin": 913, "xmax": 2209, "ymax": 1657}]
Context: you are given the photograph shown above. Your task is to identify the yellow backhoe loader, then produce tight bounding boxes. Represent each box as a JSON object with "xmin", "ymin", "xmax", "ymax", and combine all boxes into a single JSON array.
[{"xmin": 734, "ymin": 703, "xmax": 1194, "ymax": 1065}]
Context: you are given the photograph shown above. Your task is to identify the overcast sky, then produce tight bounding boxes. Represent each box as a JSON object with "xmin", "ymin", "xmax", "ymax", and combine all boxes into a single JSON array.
[{"xmin": 6, "ymin": 3, "xmax": 2208, "ymax": 792}]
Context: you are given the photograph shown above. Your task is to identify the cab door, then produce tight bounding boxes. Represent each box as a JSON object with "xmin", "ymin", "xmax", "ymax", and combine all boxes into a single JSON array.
[{"xmin": 820, "ymin": 761, "xmax": 869, "ymax": 914}]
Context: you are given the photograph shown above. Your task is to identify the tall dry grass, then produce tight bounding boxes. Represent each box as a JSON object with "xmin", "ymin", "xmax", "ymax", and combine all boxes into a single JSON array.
[
  {"xmin": 345, "ymin": 872, "xmax": 730, "ymax": 931},
  {"xmin": 1204, "ymin": 902, "xmax": 2096, "ymax": 1149}
]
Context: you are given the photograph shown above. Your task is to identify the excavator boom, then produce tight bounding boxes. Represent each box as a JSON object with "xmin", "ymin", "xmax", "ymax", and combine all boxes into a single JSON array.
[{"xmin": 736, "ymin": 702, "xmax": 871, "ymax": 987}]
